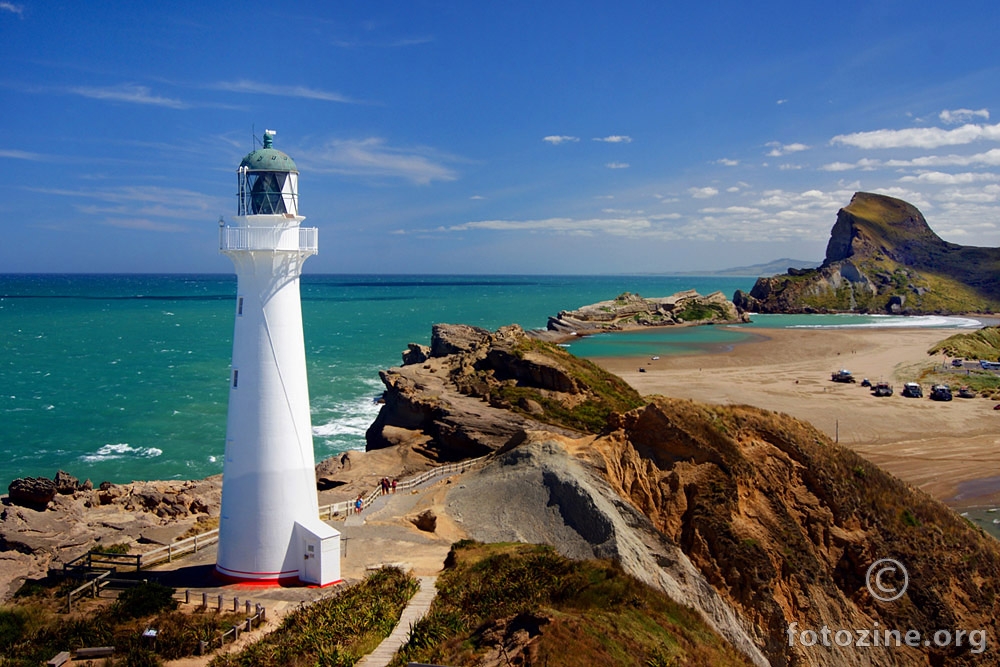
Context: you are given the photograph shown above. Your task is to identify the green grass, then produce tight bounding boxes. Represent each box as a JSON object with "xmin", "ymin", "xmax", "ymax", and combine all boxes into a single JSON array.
[
  {"xmin": 676, "ymin": 301, "xmax": 727, "ymax": 322},
  {"xmin": 494, "ymin": 337, "xmax": 646, "ymax": 433},
  {"xmin": 929, "ymin": 326, "xmax": 1000, "ymax": 360},
  {"xmin": 209, "ymin": 567, "xmax": 418, "ymax": 667},
  {"xmin": 389, "ymin": 542, "xmax": 753, "ymax": 667},
  {"xmin": 0, "ymin": 580, "xmax": 242, "ymax": 666}
]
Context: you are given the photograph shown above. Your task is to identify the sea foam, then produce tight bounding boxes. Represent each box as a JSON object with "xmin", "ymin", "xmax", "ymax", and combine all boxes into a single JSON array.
[{"xmin": 80, "ymin": 443, "xmax": 164, "ymax": 463}]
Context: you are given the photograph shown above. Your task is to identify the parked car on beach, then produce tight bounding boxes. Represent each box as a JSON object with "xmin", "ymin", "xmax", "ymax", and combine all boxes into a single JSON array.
[
  {"xmin": 901, "ymin": 382, "xmax": 923, "ymax": 398},
  {"xmin": 930, "ymin": 384, "xmax": 953, "ymax": 401},
  {"xmin": 831, "ymin": 369, "xmax": 856, "ymax": 383},
  {"xmin": 872, "ymin": 382, "xmax": 893, "ymax": 397}
]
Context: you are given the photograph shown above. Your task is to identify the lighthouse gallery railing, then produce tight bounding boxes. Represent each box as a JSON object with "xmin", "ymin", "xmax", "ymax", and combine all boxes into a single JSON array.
[{"xmin": 219, "ymin": 226, "xmax": 318, "ymax": 253}]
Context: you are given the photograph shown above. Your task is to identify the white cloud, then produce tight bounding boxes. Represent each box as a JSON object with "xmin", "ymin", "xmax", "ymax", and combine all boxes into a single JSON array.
[
  {"xmin": 776, "ymin": 99, "xmax": 788, "ymax": 105},
  {"xmin": 543, "ymin": 135, "xmax": 579, "ymax": 145},
  {"xmin": 688, "ymin": 187, "xmax": 718, "ymax": 199},
  {"xmin": 823, "ymin": 148, "xmax": 1000, "ymax": 172},
  {"xmin": 605, "ymin": 162, "xmax": 629, "ymax": 169},
  {"xmin": 831, "ymin": 122, "xmax": 1000, "ymax": 149},
  {"xmin": 70, "ymin": 84, "xmax": 188, "ymax": 109},
  {"xmin": 593, "ymin": 135, "xmax": 632, "ymax": 143},
  {"xmin": 0, "ymin": 2, "xmax": 23, "ymax": 16},
  {"xmin": 766, "ymin": 141, "xmax": 810, "ymax": 157},
  {"xmin": 0, "ymin": 148, "xmax": 44, "ymax": 161},
  {"xmin": 778, "ymin": 163, "xmax": 803, "ymax": 170},
  {"xmin": 939, "ymin": 108, "xmax": 990, "ymax": 124},
  {"xmin": 303, "ymin": 137, "xmax": 458, "ymax": 184},
  {"xmin": 469, "ymin": 195, "xmax": 485, "ymax": 200},
  {"xmin": 898, "ymin": 171, "xmax": 1000, "ymax": 185},
  {"xmin": 210, "ymin": 80, "xmax": 360, "ymax": 103},
  {"xmin": 716, "ymin": 158, "xmax": 739, "ymax": 166}
]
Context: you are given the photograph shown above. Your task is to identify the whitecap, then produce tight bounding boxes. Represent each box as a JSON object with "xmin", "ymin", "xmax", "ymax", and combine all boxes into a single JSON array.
[
  {"xmin": 790, "ymin": 315, "xmax": 982, "ymax": 329},
  {"xmin": 312, "ymin": 395, "xmax": 385, "ymax": 445},
  {"xmin": 80, "ymin": 443, "xmax": 164, "ymax": 463}
]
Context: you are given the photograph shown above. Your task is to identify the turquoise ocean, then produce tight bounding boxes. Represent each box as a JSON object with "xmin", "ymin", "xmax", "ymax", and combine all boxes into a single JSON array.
[{"xmin": 0, "ymin": 274, "xmax": 984, "ymax": 489}]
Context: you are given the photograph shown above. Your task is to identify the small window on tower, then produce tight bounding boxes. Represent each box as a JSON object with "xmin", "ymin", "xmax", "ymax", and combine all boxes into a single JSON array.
[
  {"xmin": 237, "ymin": 297, "xmax": 244, "ymax": 316},
  {"xmin": 232, "ymin": 369, "xmax": 239, "ymax": 388}
]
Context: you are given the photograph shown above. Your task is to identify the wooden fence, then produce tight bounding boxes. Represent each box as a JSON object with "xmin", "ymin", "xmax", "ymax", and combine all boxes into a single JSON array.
[
  {"xmin": 317, "ymin": 454, "xmax": 488, "ymax": 519},
  {"xmin": 60, "ymin": 453, "xmax": 489, "ymax": 611}
]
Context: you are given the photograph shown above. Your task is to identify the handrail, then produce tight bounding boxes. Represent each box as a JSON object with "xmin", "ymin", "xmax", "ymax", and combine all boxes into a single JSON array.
[
  {"xmin": 219, "ymin": 226, "xmax": 317, "ymax": 253},
  {"xmin": 66, "ymin": 570, "xmax": 113, "ymax": 613},
  {"xmin": 72, "ymin": 456, "xmax": 489, "ymax": 574},
  {"xmin": 140, "ymin": 528, "xmax": 219, "ymax": 569},
  {"xmin": 317, "ymin": 454, "xmax": 488, "ymax": 519}
]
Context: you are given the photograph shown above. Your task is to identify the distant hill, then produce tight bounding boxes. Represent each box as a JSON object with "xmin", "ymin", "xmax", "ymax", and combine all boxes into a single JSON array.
[
  {"xmin": 734, "ymin": 192, "xmax": 1000, "ymax": 314},
  {"xmin": 668, "ymin": 258, "xmax": 819, "ymax": 277},
  {"xmin": 710, "ymin": 257, "xmax": 819, "ymax": 276}
]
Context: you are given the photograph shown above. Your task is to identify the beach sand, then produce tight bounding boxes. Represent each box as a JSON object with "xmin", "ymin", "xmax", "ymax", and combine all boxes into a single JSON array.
[{"xmin": 592, "ymin": 326, "xmax": 1000, "ymax": 516}]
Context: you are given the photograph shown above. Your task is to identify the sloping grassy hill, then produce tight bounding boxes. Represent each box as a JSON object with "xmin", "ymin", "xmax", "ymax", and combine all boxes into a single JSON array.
[
  {"xmin": 390, "ymin": 542, "xmax": 754, "ymax": 667},
  {"xmin": 929, "ymin": 325, "xmax": 1000, "ymax": 360}
]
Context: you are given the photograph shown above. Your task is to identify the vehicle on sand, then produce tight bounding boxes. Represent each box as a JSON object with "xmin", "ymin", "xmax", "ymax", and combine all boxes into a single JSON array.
[
  {"xmin": 930, "ymin": 384, "xmax": 953, "ymax": 401},
  {"xmin": 901, "ymin": 382, "xmax": 922, "ymax": 398},
  {"xmin": 831, "ymin": 369, "xmax": 856, "ymax": 383},
  {"xmin": 872, "ymin": 382, "xmax": 893, "ymax": 397}
]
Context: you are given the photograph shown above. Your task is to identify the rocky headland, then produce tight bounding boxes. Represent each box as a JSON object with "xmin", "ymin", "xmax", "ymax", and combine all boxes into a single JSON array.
[
  {"xmin": 370, "ymin": 324, "xmax": 1000, "ymax": 665},
  {"xmin": 545, "ymin": 289, "xmax": 746, "ymax": 337},
  {"xmin": 734, "ymin": 191, "xmax": 1000, "ymax": 314}
]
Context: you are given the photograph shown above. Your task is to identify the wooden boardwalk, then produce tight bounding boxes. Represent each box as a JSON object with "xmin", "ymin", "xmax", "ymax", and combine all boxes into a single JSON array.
[{"xmin": 355, "ymin": 575, "xmax": 437, "ymax": 667}]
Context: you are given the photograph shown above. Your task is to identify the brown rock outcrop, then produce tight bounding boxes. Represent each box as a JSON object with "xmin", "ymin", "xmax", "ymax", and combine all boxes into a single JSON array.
[
  {"xmin": 366, "ymin": 323, "xmax": 640, "ymax": 458},
  {"xmin": 7, "ymin": 477, "xmax": 57, "ymax": 509}
]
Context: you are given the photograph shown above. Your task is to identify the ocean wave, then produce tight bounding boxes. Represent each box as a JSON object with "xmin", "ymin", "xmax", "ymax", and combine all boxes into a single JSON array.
[
  {"xmin": 789, "ymin": 315, "xmax": 982, "ymax": 329},
  {"xmin": 312, "ymin": 396, "xmax": 384, "ymax": 442},
  {"xmin": 80, "ymin": 443, "xmax": 164, "ymax": 463}
]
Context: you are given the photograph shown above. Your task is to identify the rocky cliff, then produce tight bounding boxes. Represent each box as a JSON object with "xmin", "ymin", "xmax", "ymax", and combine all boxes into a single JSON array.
[
  {"xmin": 734, "ymin": 192, "xmax": 1000, "ymax": 314},
  {"xmin": 373, "ymin": 326, "xmax": 1000, "ymax": 665},
  {"xmin": 365, "ymin": 323, "xmax": 646, "ymax": 458},
  {"xmin": 547, "ymin": 290, "xmax": 746, "ymax": 336}
]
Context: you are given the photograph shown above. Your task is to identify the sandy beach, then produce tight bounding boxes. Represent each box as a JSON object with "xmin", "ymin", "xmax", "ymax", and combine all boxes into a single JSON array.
[{"xmin": 592, "ymin": 326, "xmax": 1000, "ymax": 512}]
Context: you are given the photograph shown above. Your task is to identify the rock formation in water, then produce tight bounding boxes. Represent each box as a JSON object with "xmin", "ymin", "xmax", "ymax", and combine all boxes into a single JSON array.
[
  {"xmin": 733, "ymin": 192, "xmax": 1000, "ymax": 314},
  {"xmin": 546, "ymin": 290, "xmax": 746, "ymax": 336}
]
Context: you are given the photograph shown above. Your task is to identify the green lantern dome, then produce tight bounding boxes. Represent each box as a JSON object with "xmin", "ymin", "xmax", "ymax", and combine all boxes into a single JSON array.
[
  {"xmin": 236, "ymin": 131, "xmax": 300, "ymax": 216},
  {"xmin": 239, "ymin": 132, "xmax": 298, "ymax": 173}
]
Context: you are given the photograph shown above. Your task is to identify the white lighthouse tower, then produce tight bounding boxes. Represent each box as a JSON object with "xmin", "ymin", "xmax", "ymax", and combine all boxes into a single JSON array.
[{"xmin": 216, "ymin": 130, "xmax": 340, "ymax": 586}]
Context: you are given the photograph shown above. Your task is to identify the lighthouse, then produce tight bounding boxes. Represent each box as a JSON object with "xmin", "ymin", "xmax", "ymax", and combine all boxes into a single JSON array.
[{"xmin": 215, "ymin": 130, "xmax": 340, "ymax": 586}]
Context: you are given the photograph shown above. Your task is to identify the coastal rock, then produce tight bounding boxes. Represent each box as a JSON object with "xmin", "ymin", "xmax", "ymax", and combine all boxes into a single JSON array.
[
  {"xmin": 0, "ymin": 475, "xmax": 222, "ymax": 600},
  {"xmin": 402, "ymin": 343, "xmax": 430, "ymax": 366},
  {"xmin": 545, "ymin": 290, "xmax": 746, "ymax": 335},
  {"xmin": 430, "ymin": 323, "xmax": 491, "ymax": 357},
  {"xmin": 7, "ymin": 477, "xmax": 57, "ymax": 509},
  {"xmin": 367, "ymin": 324, "xmax": 643, "ymax": 457},
  {"xmin": 736, "ymin": 192, "xmax": 1000, "ymax": 314},
  {"xmin": 53, "ymin": 470, "xmax": 79, "ymax": 495}
]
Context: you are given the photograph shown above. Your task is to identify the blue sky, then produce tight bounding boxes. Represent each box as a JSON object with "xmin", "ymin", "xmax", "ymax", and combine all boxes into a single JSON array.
[{"xmin": 3, "ymin": 1, "xmax": 1000, "ymax": 274}]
